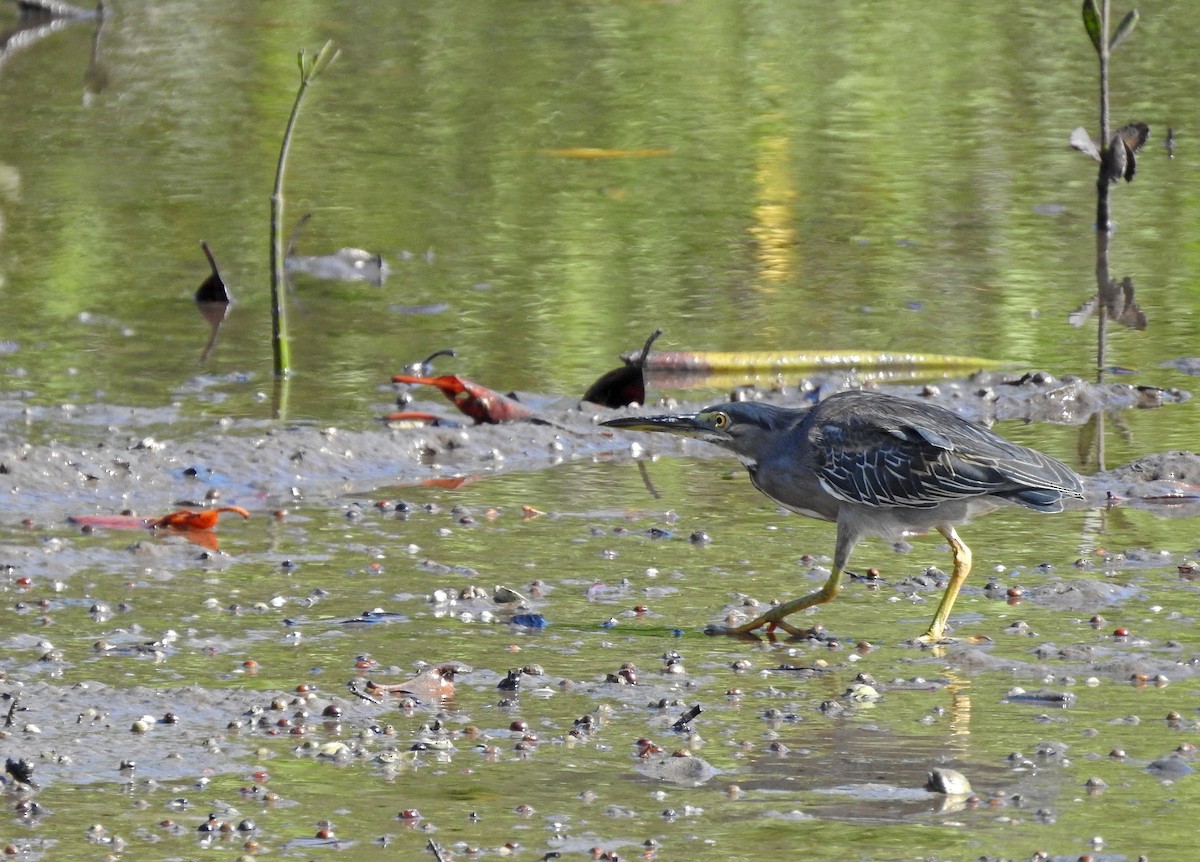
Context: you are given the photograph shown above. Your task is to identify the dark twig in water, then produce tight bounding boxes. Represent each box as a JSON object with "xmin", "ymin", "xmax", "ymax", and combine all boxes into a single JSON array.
[
  {"xmin": 635, "ymin": 327, "xmax": 663, "ymax": 366},
  {"xmin": 345, "ymin": 679, "xmax": 382, "ymax": 705},
  {"xmin": 426, "ymin": 838, "xmax": 450, "ymax": 862},
  {"xmin": 636, "ymin": 459, "xmax": 661, "ymax": 499},
  {"xmin": 285, "ymin": 213, "xmax": 313, "ymax": 260},
  {"xmin": 671, "ymin": 704, "xmax": 702, "ymax": 732},
  {"xmin": 3, "ymin": 691, "xmax": 20, "ymax": 727},
  {"xmin": 405, "ymin": 348, "xmax": 457, "ymax": 377}
]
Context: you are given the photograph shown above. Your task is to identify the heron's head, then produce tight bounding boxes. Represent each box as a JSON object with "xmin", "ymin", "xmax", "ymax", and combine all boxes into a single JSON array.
[{"xmin": 601, "ymin": 401, "xmax": 799, "ymax": 466}]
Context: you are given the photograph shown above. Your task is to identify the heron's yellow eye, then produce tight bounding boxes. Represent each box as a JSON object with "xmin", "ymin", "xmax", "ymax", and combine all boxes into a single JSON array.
[{"xmin": 709, "ymin": 412, "xmax": 729, "ymax": 430}]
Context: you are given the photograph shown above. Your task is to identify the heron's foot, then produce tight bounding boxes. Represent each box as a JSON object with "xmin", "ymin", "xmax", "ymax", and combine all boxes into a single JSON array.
[
  {"xmin": 765, "ymin": 618, "xmax": 811, "ymax": 637},
  {"xmin": 705, "ymin": 586, "xmax": 836, "ymax": 638},
  {"xmin": 704, "ymin": 622, "xmax": 755, "ymax": 637},
  {"xmin": 909, "ymin": 631, "xmax": 992, "ymax": 647},
  {"xmin": 910, "ymin": 632, "xmax": 956, "ymax": 647},
  {"xmin": 704, "ymin": 612, "xmax": 811, "ymax": 638}
]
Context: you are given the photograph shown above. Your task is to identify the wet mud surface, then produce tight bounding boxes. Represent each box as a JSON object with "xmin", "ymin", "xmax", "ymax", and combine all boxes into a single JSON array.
[
  {"xmin": 1, "ymin": 371, "xmax": 1194, "ymax": 523},
  {"xmin": 2, "ymin": 374, "xmax": 1198, "ymax": 860}
]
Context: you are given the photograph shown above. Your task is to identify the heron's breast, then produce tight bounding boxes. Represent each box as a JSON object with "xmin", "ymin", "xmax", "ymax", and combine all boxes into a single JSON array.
[
  {"xmin": 779, "ymin": 503, "xmax": 837, "ymax": 522},
  {"xmin": 747, "ymin": 465, "xmax": 841, "ymax": 522}
]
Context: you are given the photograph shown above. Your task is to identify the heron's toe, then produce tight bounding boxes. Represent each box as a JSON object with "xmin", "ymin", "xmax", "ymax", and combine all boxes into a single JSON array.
[
  {"xmin": 911, "ymin": 632, "xmax": 956, "ymax": 647},
  {"xmin": 765, "ymin": 618, "xmax": 810, "ymax": 637},
  {"xmin": 704, "ymin": 620, "xmax": 761, "ymax": 637}
]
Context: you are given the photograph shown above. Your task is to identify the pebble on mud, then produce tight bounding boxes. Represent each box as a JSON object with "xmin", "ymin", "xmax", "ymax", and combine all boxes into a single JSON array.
[{"xmin": 925, "ymin": 768, "xmax": 972, "ymax": 795}]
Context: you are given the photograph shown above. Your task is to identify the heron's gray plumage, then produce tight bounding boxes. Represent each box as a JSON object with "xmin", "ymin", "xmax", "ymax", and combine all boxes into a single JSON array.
[
  {"xmin": 601, "ymin": 389, "xmax": 1085, "ymax": 641},
  {"xmin": 705, "ymin": 393, "xmax": 1082, "ymax": 530}
]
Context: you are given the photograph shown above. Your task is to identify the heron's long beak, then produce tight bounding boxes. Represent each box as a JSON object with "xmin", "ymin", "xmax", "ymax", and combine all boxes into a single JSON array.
[{"xmin": 600, "ymin": 413, "xmax": 707, "ymax": 437}]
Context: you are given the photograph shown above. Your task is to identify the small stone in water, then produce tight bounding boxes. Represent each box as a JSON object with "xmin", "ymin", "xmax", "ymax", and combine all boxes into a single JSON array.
[{"xmin": 926, "ymin": 768, "xmax": 972, "ymax": 795}]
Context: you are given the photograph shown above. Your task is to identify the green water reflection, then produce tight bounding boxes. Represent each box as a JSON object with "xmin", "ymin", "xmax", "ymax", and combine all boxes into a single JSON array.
[{"xmin": 0, "ymin": 0, "xmax": 1198, "ymax": 440}]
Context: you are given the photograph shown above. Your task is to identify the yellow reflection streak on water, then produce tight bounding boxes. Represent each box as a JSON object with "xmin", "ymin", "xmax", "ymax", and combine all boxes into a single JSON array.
[{"xmin": 751, "ymin": 127, "xmax": 796, "ymax": 290}]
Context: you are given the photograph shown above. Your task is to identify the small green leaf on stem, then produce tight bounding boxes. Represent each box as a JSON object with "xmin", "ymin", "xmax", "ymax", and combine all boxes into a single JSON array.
[
  {"xmin": 1082, "ymin": 0, "xmax": 1102, "ymax": 54},
  {"xmin": 306, "ymin": 40, "xmax": 340, "ymax": 82},
  {"xmin": 1109, "ymin": 9, "xmax": 1139, "ymax": 51}
]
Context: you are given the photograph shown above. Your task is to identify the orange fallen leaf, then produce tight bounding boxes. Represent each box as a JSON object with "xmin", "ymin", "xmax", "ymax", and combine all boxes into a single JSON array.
[
  {"xmin": 70, "ymin": 508, "xmax": 247, "ymax": 552},
  {"xmin": 422, "ymin": 476, "xmax": 474, "ymax": 490},
  {"xmin": 150, "ymin": 506, "xmax": 250, "ymax": 531},
  {"xmin": 184, "ymin": 531, "xmax": 221, "ymax": 552}
]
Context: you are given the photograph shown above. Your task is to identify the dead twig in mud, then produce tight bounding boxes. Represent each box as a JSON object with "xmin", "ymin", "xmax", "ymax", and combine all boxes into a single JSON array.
[
  {"xmin": 345, "ymin": 680, "xmax": 382, "ymax": 705},
  {"xmin": 670, "ymin": 704, "xmax": 702, "ymax": 732},
  {"xmin": 4, "ymin": 691, "xmax": 21, "ymax": 727}
]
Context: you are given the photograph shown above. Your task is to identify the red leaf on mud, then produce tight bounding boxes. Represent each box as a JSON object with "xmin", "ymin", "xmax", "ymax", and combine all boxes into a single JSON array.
[
  {"xmin": 69, "ymin": 507, "xmax": 250, "ymax": 532},
  {"xmin": 71, "ymin": 507, "xmax": 248, "ymax": 551},
  {"xmin": 184, "ymin": 531, "xmax": 221, "ymax": 552},
  {"xmin": 391, "ymin": 374, "xmax": 533, "ymax": 424},
  {"xmin": 422, "ymin": 476, "xmax": 475, "ymax": 489},
  {"xmin": 68, "ymin": 514, "xmax": 154, "ymax": 529},
  {"xmin": 149, "ymin": 506, "xmax": 251, "ymax": 531}
]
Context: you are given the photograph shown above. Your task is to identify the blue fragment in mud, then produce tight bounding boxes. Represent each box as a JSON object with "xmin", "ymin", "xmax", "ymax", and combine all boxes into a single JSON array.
[
  {"xmin": 511, "ymin": 613, "xmax": 547, "ymax": 629},
  {"xmin": 671, "ymin": 629, "xmax": 684, "ymax": 637}
]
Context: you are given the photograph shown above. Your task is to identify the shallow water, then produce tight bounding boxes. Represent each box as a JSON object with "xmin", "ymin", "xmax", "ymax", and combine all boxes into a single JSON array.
[
  {"xmin": 3, "ymin": 2, "xmax": 1200, "ymax": 860},
  {"xmin": 1, "ymin": 1, "xmax": 1199, "ymax": 436},
  {"xmin": 5, "ymin": 459, "xmax": 1200, "ymax": 859}
]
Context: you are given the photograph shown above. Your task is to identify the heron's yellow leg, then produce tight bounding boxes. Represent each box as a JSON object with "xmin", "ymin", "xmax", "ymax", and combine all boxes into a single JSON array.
[
  {"xmin": 704, "ymin": 570, "xmax": 844, "ymax": 636},
  {"xmin": 917, "ymin": 525, "xmax": 972, "ymax": 643},
  {"xmin": 705, "ymin": 525, "xmax": 857, "ymax": 637}
]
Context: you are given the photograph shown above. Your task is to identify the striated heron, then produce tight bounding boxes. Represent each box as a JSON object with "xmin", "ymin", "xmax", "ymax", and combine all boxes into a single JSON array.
[{"xmin": 602, "ymin": 390, "xmax": 1085, "ymax": 642}]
